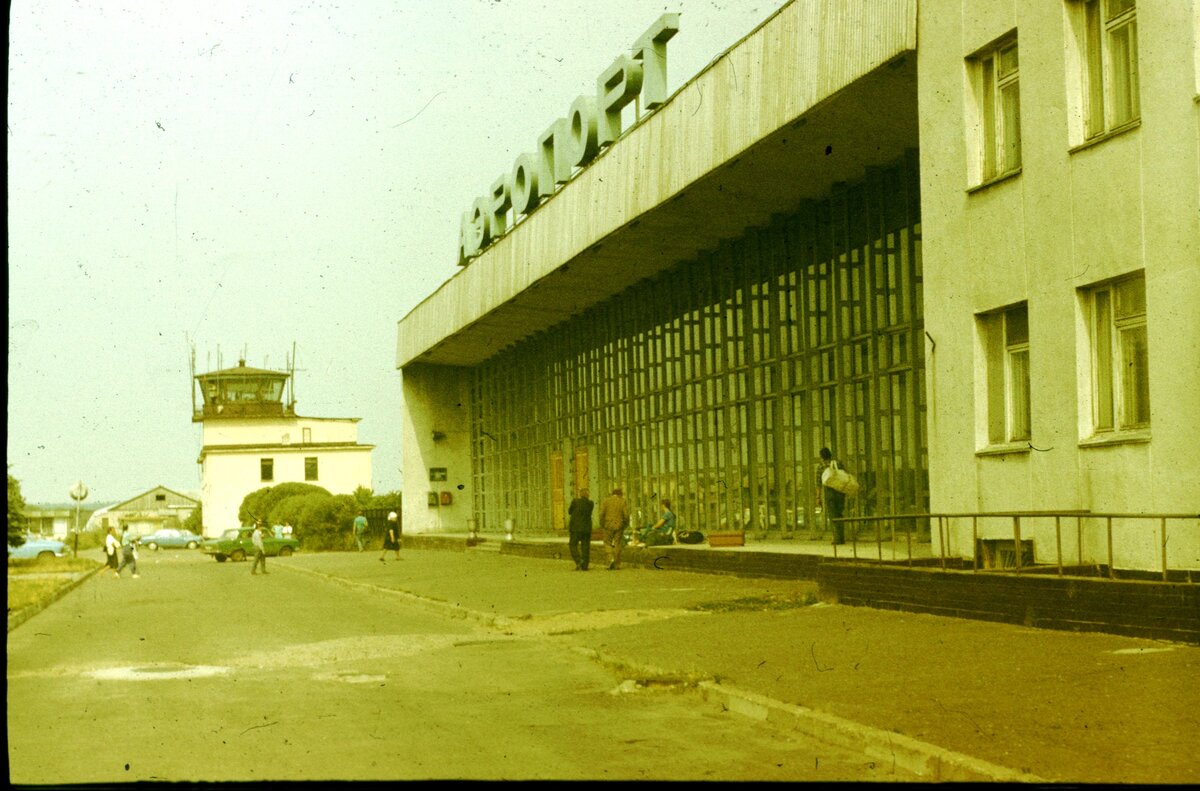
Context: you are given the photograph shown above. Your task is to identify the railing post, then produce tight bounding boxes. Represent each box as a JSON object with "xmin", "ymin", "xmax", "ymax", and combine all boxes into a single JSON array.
[
  {"xmin": 1107, "ymin": 516, "xmax": 1115, "ymax": 579},
  {"xmin": 939, "ymin": 516, "xmax": 946, "ymax": 570},
  {"xmin": 851, "ymin": 518, "xmax": 859, "ymax": 561},
  {"xmin": 907, "ymin": 518, "xmax": 913, "ymax": 567},
  {"xmin": 1161, "ymin": 517, "xmax": 1168, "ymax": 583},
  {"xmin": 1077, "ymin": 516, "xmax": 1083, "ymax": 567},
  {"xmin": 1056, "ymin": 515, "xmax": 1063, "ymax": 577},
  {"xmin": 971, "ymin": 515, "xmax": 978, "ymax": 573},
  {"xmin": 1012, "ymin": 515, "xmax": 1022, "ymax": 574},
  {"xmin": 876, "ymin": 517, "xmax": 883, "ymax": 561}
]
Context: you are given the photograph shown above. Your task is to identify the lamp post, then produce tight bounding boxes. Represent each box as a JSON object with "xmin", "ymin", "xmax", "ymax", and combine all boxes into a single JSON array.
[{"xmin": 69, "ymin": 481, "xmax": 88, "ymax": 559}]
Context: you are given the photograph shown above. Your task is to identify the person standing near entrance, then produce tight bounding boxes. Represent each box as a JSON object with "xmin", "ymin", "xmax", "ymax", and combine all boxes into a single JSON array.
[
  {"xmin": 598, "ymin": 487, "xmax": 631, "ymax": 570},
  {"xmin": 567, "ymin": 489, "xmax": 595, "ymax": 571},
  {"xmin": 352, "ymin": 510, "xmax": 368, "ymax": 552},
  {"xmin": 819, "ymin": 447, "xmax": 848, "ymax": 545},
  {"xmin": 379, "ymin": 511, "xmax": 401, "ymax": 562},
  {"xmin": 251, "ymin": 521, "xmax": 269, "ymax": 575}
]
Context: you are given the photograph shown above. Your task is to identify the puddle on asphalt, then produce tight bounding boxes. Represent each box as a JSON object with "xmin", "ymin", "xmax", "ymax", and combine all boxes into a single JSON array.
[
  {"xmin": 231, "ymin": 633, "xmax": 468, "ymax": 670},
  {"xmin": 86, "ymin": 664, "xmax": 230, "ymax": 681},
  {"xmin": 1108, "ymin": 647, "xmax": 1176, "ymax": 655},
  {"xmin": 311, "ymin": 671, "xmax": 387, "ymax": 684}
]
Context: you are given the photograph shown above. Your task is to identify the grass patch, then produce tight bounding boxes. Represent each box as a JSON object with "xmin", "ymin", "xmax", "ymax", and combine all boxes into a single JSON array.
[
  {"xmin": 8, "ymin": 557, "xmax": 102, "ymax": 575},
  {"xmin": 7, "ymin": 575, "xmax": 85, "ymax": 614},
  {"xmin": 7, "ymin": 557, "xmax": 101, "ymax": 617},
  {"xmin": 692, "ymin": 591, "xmax": 820, "ymax": 613}
]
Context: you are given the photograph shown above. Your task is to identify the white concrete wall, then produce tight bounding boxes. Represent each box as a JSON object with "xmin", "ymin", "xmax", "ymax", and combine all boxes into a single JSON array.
[
  {"xmin": 198, "ymin": 414, "xmax": 373, "ymax": 535},
  {"xmin": 200, "ymin": 447, "xmax": 372, "ymax": 536},
  {"xmin": 399, "ymin": 365, "xmax": 473, "ymax": 535},
  {"xmin": 919, "ymin": 0, "xmax": 1200, "ymax": 570},
  {"xmin": 201, "ymin": 416, "xmax": 360, "ymax": 447}
]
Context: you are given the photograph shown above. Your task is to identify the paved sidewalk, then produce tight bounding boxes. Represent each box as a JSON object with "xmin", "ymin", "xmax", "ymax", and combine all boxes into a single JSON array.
[{"xmin": 276, "ymin": 546, "xmax": 1199, "ymax": 784}]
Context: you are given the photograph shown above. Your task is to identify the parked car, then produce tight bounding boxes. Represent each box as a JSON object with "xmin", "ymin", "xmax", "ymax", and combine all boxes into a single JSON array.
[
  {"xmin": 8, "ymin": 536, "xmax": 69, "ymax": 560},
  {"xmin": 201, "ymin": 528, "xmax": 299, "ymax": 562},
  {"xmin": 141, "ymin": 528, "xmax": 203, "ymax": 550}
]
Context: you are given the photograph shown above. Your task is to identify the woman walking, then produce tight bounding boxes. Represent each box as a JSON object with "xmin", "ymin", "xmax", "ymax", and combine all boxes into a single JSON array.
[
  {"xmin": 103, "ymin": 526, "xmax": 121, "ymax": 578},
  {"xmin": 379, "ymin": 511, "xmax": 401, "ymax": 562}
]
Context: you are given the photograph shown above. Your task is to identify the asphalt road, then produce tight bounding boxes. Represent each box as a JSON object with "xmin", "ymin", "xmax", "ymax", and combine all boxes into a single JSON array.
[{"xmin": 7, "ymin": 549, "xmax": 919, "ymax": 783}]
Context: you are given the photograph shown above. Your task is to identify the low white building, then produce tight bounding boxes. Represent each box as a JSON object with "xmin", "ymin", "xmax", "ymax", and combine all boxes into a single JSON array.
[{"xmin": 194, "ymin": 360, "xmax": 373, "ymax": 536}]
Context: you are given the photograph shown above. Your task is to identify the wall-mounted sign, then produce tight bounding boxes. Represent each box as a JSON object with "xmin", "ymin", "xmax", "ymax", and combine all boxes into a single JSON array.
[
  {"xmin": 458, "ymin": 14, "xmax": 679, "ymax": 265},
  {"xmin": 429, "ymin": 467, "xmax": 448, "ymax": 482}
]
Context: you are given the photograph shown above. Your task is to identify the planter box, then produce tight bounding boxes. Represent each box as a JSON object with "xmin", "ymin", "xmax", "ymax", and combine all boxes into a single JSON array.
[{"xmin": 707, "ymin": 532, "xmax": 745, "ymax": 547}]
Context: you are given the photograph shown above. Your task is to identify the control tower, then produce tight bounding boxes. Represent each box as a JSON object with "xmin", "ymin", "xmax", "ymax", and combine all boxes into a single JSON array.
[{"xmin": 191, "ymin": 353, "xmax": 373, "ymax": 537}]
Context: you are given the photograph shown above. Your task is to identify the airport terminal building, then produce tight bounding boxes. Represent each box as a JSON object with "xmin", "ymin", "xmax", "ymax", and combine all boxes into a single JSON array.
[{"xmin": 395, "ymin": 0, "xmax": 1199, "ymax": 573}]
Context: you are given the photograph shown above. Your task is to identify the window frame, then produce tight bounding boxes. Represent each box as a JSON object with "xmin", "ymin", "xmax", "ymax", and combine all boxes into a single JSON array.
[
  {"xmin": 1082, "ymin": 273, "xmax": 1150, "ymax": 440},
  {"xmin": 978, "ymin": 302, "xmax": 1032, "ymax": 451},
  {"xmin": 968, "ymin": 33, "xmax": 1022, "ymax": 185},
  {"xmin": 260, "ymin": 458, "xmax": 274, "ymax": 482},
  {"xmin": 1072, "ymin": 0, "xmax": 1140, "ymax": 143},
  {"xmin": 304, "ymin": 456, "xmax": 319, "ymax": 482}
]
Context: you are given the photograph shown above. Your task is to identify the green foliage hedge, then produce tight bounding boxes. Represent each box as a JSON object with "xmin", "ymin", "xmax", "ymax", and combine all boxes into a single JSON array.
[{"xmin": 237, "ymin": 484, "xmax": 402, "ymax": 552}]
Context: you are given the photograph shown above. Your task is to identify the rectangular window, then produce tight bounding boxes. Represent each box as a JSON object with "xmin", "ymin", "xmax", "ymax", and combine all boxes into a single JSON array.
[
  {"xmin": 302, "ymin": 427, "xmax": 312, "ymax": 444},
  {"xmin": 970, "ymin": 35, "xmax": 1021, "ymax": 183},
  {"xmin": 260, "ymin": 458, "xmax": 274, "ymax": 482},
  {"xmin": 1085, "ymin": 273, "xmax": 1149, "ymax": 433},
  {"xmin": 1074, "ymin": 0, "xmax": 1139, "ymax": 140},
  {"xmin": 305, "ymin": 457, "xmax": 319, "ymax": 481},
  {"xmin": 981, "ymin": 303, "xmax": 1032, "ymax": 444}
]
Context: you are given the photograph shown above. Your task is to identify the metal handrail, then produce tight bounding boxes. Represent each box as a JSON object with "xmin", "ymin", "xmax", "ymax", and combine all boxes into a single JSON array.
[{"xmin": 829, "ymin": 511, "xmax": 1198, "ymax": 581}]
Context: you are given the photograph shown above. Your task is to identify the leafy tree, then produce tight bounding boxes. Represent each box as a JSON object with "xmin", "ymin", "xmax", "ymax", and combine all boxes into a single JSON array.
[
  {"xmin": 8, "ymin": 471, "xmax": 29, "ymax": 547},
  {"xmin": 238, "ymin": 482, "xmax": 330, "ymax": 526},
  {"xmin": 367, "ymin": 490, "xmax": 403, "ymax": 512},
  {"xmin": 292, "ymin": 493, "xmax": 358, "ymax": 550},
  {"xmin": 182, "ymin": 505, "xmax": 203, "ymax": 535},
  {"xmin": 352, "ymin": 485, "xmax": 374, "ymax": 509}
]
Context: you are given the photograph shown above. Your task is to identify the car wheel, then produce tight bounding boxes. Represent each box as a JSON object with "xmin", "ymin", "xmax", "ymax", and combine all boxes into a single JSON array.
[
  {"xmin": 230, "ymin": 549, "xmax": 246, "ymax": 562},
  {"xmin": 37, "ymin": 551, "xmax": 55, "ymax": 561},
  {"xmin": 278, "ymin": 546, "xmax": 294, "ymax": 557},
  {"xmin": 187, "ymin": 541, "xmax": 198, "ymax": 549},
  {"xmin": 146, "ymin": 542, "xmax": 159, "ymax": 551},
  {"xmin": 215, "ymin": 555, "xmax": 227, "ymax": 563}
]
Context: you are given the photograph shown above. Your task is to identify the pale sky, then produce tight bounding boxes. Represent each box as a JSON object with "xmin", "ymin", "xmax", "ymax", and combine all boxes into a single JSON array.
[{"xmin": 7, "ymin": 0, "xmax": 784, "ymax": 505}]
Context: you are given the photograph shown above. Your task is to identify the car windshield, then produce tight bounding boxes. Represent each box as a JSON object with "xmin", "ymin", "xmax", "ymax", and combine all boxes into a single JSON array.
[{"xmin": 220, "ymin": 529, "xmax": 241, "ymax": 539}]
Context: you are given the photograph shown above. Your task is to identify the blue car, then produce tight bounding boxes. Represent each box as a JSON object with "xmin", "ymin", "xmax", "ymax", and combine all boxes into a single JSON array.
[
  {"xmin": 140, "ymin": 528, "xmax": 203, "ymax": 550},
  {"xmin": 8, "ymin": 536, "xmax": 69, "ymax": 560}
]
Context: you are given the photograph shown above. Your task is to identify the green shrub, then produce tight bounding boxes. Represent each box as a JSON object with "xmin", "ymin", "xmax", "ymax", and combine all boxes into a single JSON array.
[
  {"xmin": 293, "ymin": 493, "xmax": 358, "ymax": 551},
  {"xmin": 238, "ymin": 482, "xmax": 330, "ymax": 526}
]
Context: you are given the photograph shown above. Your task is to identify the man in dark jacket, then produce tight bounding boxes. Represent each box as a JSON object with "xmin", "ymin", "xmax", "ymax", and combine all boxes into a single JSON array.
[{"xmin": 567, "ymin": 489, "xmax": 595, "ymax": 571}]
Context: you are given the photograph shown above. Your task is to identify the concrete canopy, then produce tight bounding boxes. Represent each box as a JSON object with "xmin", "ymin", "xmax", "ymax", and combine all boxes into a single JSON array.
[{"xmin": 397, "ymin": 0, "xmax": 919, "ymax": 369}]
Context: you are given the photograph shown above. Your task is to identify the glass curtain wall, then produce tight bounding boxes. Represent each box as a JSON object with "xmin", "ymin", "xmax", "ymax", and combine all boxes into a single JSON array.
[{"xmin": 471, "ymin": 153, "xmax": 927, "ymax": 538}]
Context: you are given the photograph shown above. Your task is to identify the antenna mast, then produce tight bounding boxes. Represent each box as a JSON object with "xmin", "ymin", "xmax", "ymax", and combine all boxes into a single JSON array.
[
  {"xmin": 187, "ymin": 334, "xmax": 196, "ymax": 416},
  {"xmin": 289, "ymin": 342, "xmax": 297, "ymax": 411}
]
